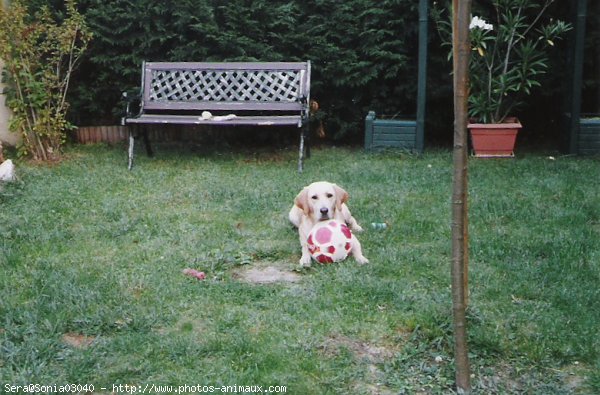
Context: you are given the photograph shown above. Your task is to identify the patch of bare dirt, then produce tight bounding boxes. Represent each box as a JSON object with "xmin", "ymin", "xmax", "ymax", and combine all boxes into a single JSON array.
[
  {"xmin": 321, "ymin": 334, "xmax": 399, "ymax": 395},
  {"xmin": 233, "ymin": 264, "xmax": 302, "ymax": 284},
  {"xmin": 321, "ymin": 334, "xmax": 396, "ymax": 363},
  {"xmin": 559, "ymin": 363, "xmax": 589, "ymax": 393},
  {"xmin": 62, "ymin": 333, "xmax": 95, "ymax": 348}
]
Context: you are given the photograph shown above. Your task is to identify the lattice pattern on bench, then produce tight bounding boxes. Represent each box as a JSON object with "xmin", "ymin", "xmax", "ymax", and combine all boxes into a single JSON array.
[{"xmin": 149, "ymin": 70, "xmax": 302, "ymax": 102}]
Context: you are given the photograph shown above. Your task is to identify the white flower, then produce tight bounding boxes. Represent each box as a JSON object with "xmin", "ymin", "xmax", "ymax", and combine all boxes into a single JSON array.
[{"xmin": 469, "ymin": 16, "xmax": 493, "ymax": 31}]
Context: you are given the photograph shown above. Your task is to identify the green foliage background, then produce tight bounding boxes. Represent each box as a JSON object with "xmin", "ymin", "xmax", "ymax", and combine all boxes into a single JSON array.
[
  {"xmin": 65, "ymin": 0, "xmax": 418, "ymax": 142},
  {"xmin": 40, "ymin": 0, "xmax": 584, "ymax": 145}
]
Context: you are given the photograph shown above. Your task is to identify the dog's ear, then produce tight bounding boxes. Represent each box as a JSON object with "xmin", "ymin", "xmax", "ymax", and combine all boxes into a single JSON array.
[
  {"xmin": 333, "ymin": 184, "xmax": 349, "ymax": 210},
  {"xmin": 294, "ymin": 187, "xmax": 312, "ymax": 216}
]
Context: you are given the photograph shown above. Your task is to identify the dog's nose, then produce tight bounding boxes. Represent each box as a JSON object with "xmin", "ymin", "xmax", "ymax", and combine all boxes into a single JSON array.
[{"xmin": 320, "ymin": 207, "xmax": 329, "ymax": 216}]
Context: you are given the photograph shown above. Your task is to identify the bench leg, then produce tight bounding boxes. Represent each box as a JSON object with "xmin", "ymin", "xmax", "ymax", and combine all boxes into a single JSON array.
[
  {"xmin": 298, "ymin": 128, "xmax": 305, "ymax": 173},
  {"xmin": 298, "ymin": 123, "xmax": 310, "ymax": 173},
  {"xmin": 304, "ymin": 123, "xmax": 311, "ymax": 159},
  {"xmin": 128, "ymin": 129, "xmax": 135, "ymax": 170}
]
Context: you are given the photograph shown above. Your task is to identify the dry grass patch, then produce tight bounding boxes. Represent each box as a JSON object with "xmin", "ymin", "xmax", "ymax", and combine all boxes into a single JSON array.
[
  {"xmin": 62, "ymin": 333, "xmax": 96, "ymax": 349},
  {"xmin": 232, "ymin": 261, "xmax": 302, "ymax": 284},
  {"xmin": 321, "ymin": 333, "xmax": 400, "ymax": 395}
]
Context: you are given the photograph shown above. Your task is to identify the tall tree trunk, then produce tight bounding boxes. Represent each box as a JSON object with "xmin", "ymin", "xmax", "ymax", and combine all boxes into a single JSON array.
[{"xmin": 451, "ymin": 0, "xmax": 472, "ymax": 393}]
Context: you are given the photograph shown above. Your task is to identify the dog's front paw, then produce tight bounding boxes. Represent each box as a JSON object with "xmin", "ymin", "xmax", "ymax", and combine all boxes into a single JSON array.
[
  {"xmin": 352, "ymin": 224, "xmax": 364, "ymax": 233},
  {"xmin": 355, "ymin": 255, "xmax": 369, "ymax": 265},
  {"xmin": 299, "ymin": 254, "xmax": 312, "ymax": 267}
]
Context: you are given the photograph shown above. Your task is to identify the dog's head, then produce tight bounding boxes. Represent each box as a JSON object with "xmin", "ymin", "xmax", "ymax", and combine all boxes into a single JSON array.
[{"xmin": 294, "ymin": 181, "xmax": 349, "ymax": 222}]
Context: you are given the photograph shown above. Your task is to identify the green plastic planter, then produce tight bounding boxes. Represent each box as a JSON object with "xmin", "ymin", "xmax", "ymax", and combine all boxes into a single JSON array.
[
  {"xmin": 578, "ymin": 117, "xmax": 600, "ymax": 155},
  {"xmin": 364, "ymin": 111, "xmax": 419, "ymax": 152}
]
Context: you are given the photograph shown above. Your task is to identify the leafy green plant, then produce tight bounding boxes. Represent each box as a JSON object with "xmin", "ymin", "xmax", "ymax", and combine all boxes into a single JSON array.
[
  {"xmin": 0, "ymin": 0, "xmax": 91, "ymax": 160},
  {"xmin": 433, "ymin": 0, "xmax": 571, "ymax": 124}
]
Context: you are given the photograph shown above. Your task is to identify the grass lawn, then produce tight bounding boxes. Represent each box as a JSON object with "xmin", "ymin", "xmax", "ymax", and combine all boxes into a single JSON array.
[{"xmin": 1, "ymin": 143, "xmax": 599, "ymax": 394}]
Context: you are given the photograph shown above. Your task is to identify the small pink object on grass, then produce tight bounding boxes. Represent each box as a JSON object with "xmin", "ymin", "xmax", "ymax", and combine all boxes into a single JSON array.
[{"xmin": 182, "ymin": 268, "xmax": 206, "ymax": 280}]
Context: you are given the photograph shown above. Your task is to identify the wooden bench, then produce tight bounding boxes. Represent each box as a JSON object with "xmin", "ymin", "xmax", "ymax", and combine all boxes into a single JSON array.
[{"xmin": 122, "ymin": 61, "xmax": 312, "ymax": 171}]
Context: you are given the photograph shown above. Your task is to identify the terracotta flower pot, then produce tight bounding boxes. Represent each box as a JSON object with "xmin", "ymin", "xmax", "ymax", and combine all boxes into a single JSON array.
[{"xmin": 467, "ymin": 118, "xmax": 522, "ymax": 158}]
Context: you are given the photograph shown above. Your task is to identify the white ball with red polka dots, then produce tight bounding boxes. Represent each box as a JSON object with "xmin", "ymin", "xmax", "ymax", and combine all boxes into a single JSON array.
[{"xmin": 307, "ymin": 220, "xmax": 353, "ymax": 264}]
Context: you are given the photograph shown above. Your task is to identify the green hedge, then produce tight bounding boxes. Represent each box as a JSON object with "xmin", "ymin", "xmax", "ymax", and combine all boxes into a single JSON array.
[
  {"xmin": 59, "ymin": 0, "xmax": 574, "ymax": 145},
  {"xmin": 66, "ymin": 0, "xmax": 419, "ymax": 141}
]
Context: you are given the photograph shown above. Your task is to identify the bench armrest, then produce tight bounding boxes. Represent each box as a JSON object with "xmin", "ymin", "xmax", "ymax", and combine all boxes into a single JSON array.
[
  {"xmin": 299, "ymin": 96, "xmax": 310, "ymax": 120},
  {"xmin": 122, "ymin": 91, "xmax": 142, "ymax": 120}
]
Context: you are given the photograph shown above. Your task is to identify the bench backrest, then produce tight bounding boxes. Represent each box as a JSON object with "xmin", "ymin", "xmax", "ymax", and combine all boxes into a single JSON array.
[{"xmin": 140, "ymin": 61, "xmax": 311, "ymax": 114}]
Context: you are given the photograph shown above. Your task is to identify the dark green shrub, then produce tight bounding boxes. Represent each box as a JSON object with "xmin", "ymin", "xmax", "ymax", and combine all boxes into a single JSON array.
[
  {"xmin": 61, "ymin": 0, "xmax": 575, "ymax": 146},
  {"xmin": 68, "ymin": 0, "xmax": 419, "ymax": 141}
]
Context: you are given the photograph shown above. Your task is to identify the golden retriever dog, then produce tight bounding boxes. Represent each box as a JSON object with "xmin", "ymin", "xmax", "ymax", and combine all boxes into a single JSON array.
[{"xmin": 289, "ymin": 181, "xmax": 368, "ymax": 266}]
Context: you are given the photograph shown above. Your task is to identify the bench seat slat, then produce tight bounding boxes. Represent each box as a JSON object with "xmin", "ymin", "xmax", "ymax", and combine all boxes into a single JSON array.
[
  {"xmin": 143, "ymin": 101, "xmax": 303, "ymax": 112},
  {"xmin": 125, "ymin": 114, "xmax": 302, "ymax": 126}
]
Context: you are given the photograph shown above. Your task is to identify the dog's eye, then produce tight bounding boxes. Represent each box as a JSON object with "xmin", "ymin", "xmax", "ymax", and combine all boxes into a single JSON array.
[
  {"xmin": 326, "ymin": 193, "xmax": 333, "ymax": 198},
  {"xmin": 311, "ymin": 195, "xmax": 318, "ymax": 200}
]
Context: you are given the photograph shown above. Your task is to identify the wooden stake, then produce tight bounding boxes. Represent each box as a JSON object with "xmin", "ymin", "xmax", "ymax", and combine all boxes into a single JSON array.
[{"xmin": 451, "ymin": 0, "xmax": 472, "ymax": 392}]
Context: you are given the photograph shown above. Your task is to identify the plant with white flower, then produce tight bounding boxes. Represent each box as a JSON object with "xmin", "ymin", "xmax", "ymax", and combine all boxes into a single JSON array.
[
  {"xmin": 469, "ymin": 16, "xmax": 493, "ymax": 31},
  {"xmin": 433, "ymin": 0, "xmax": 571, "ymax": 124}
]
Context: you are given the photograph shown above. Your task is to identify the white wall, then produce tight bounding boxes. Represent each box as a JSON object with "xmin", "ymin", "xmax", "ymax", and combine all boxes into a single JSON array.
[
  {"xmin": 0, "ymin": 61, "xmax": 18, "ymax": 147},
  {"xmin": 0, "ymin": 0, "xmax": 19, "ymax": 147}
]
